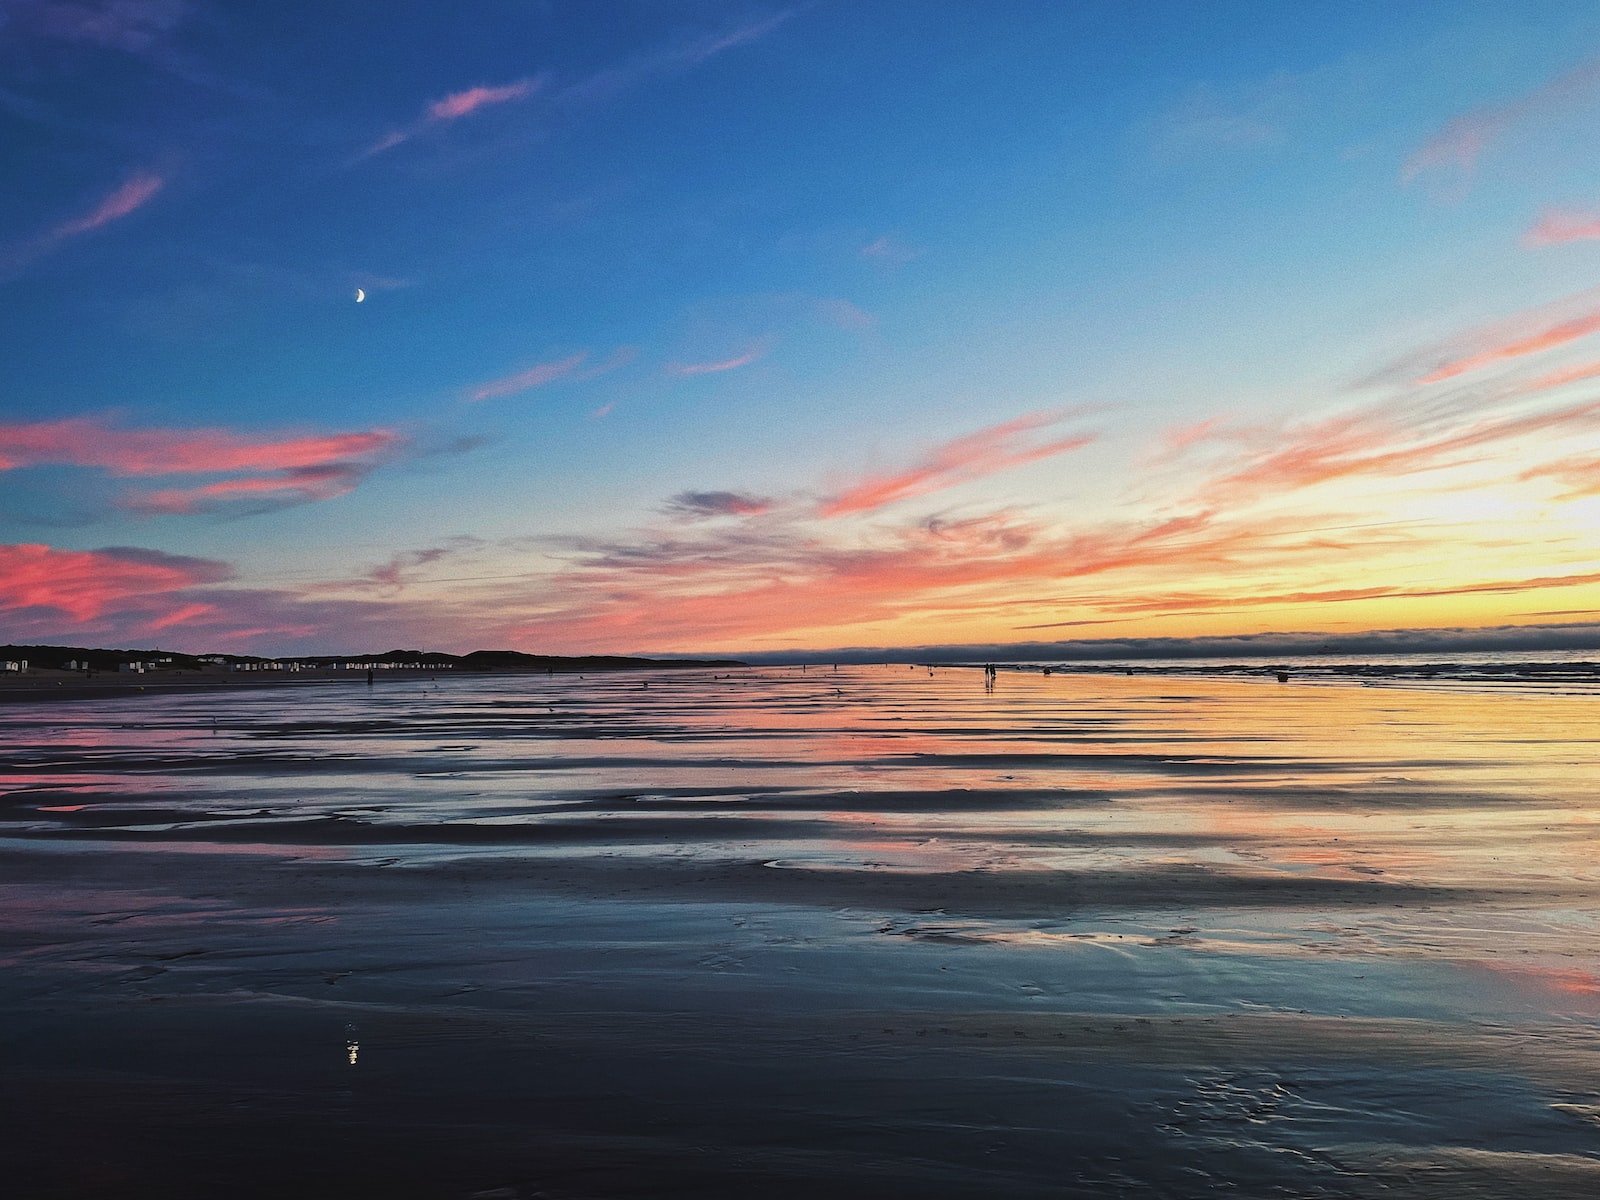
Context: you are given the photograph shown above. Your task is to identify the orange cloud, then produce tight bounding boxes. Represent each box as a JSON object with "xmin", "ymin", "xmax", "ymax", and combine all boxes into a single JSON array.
[
  {"xmin": 503, "ymin": 503, "xmax": 1343, "ymax": 653},
  {"xmin": 821, "ymin": 411, "xmax": 1095, "ymax": 518},
  {"xmin": 469, "ymin": 353, "xmax": 588, "ymax": 401},
  {"xmin": 1025, "ymin": 567, "xmax": 1600, "ymax": 622},
  {"xmin": 1201, "ymin": 395, "xmax": 1600, "ymax": 503},
  {"xmin": 1519, "ymin": 452, "xmax": 1600, "ymax": 498},
  {"xmin": 1417, "ymin": 310, "xmax": 1600, "ymax": 385},
  {"xmin": 1525, "ymin": 207, "xmax": 1600, "ymax": 246}
]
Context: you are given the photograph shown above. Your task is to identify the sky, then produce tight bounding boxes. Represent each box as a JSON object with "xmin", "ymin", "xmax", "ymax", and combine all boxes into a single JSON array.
[{"xmin": 6, "ymin": 1, "xmax": 1600, "ymax": 658}]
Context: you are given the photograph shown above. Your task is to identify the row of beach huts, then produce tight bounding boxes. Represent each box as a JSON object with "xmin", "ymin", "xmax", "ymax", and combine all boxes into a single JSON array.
[{"xmin": 3, "ymin": 657, "xmax": 457, "ymax": 674}]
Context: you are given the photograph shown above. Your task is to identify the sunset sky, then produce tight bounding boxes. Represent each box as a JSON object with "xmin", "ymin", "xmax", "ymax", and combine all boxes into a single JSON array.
[{"xmin": 6, "ymin": 1, "xmax": 1600, "ymax": 657}]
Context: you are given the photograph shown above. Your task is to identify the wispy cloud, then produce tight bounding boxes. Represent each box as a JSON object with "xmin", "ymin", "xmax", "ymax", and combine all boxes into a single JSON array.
[
  {"xmin": 120, "ymin": 462, "xmax": 377, "ymax": 515},
  {"xmin": 54, "ymin": 171, "xmax": 164, "ymax": 237},
  {"xmin": 1519, "ymin": 452, "xmax": 1600, "ymax": 498},
  {"xmin": 557, "ymin": 10, "xmax": 796, "ymax": 108},
  {"xmin": 1196, "ymin": 394, "xmax": 1600, "ymax": 504},
  {"xmin": 1022, "ymin": 568, "xmax": 1600, "ymax": 621},
  {"xmin": 860, "ymin": 234, "xmax": 920, "ymax": 266},
  {"xmin": 667, "ymin": 337, "xmax": 775, "ymax": 377},
  {"xmin": 815, "ymin": 298, "xmax": 876, "ymax": 332},
  {"xmin": 8, "ymin": 0, "xmax": 186, "ymax": 53},
  {"xmin": 574, "ymin": 345, "xmax": 638, "ymax": 379},
  {"xmin": 1404, "ymin": 58, "xmax": 1600, "ymax": 188},
  {"xmin": 1368, "ymin": 290, "xmax": 1600, "ymax": 388},
  {"xmin": 469, "ymin": 352, "xmax": 588, "ymax": 401},
  {"xmin": 1, "ymin": 170, "xmax": 164, "ymax": 278},
  {"xmin": 1417, "ymin": 308, "xmax": 1600, "ymax": 385},
  {"xmin": 820, "ymin": 411, "xmax": 1096, "ymax": 518},
  {"xmin": 428, "ymin": 80, "xmax": 538, "ymax": 122},
  {"xmin": 1518, "ymin": 358, "xmax": 1600, "ymax": 394},
  {"xmin": 663, "ymin": 491, "xmax": 775, "ymax": 520},
  {"xmin": 361, "ymin": 75, "xmax": 542, "ymax": 158},
  {"xmin": 0, "ymin": 415, "xmax": 396, "ymax": 475},
  {"xmin": 0, "ymin": 414, "xmax": 401, "ymax": 515},
  {"xmin": 1151, "ymin": 75, "xmax": 1293, "ymax": 155},
  {"xmin": 345, "ymin": 541, "xmax": 480, "ymax": 594},
  {"xmin": 495, "ymin": 499, "xmax": 1390, "ymax": 653},
  {"xmin": 357, "ymin": 13, "xmax": 795, "ymax": 163},
  {"xmin": 1525, "ymin": 206, "xmax": 1600, "ymax": 246}
]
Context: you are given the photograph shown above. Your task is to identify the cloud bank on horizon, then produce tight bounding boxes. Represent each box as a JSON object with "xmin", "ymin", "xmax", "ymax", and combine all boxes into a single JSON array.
[{"xmin": 4, "ymin": 2, "xmax": 1600, "ymax": 657}]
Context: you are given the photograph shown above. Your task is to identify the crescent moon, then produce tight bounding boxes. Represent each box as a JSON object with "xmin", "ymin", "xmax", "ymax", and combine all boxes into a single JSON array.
[{"xmin": 355, "ymin": 288, "xmax": 366, "ymax": 303}]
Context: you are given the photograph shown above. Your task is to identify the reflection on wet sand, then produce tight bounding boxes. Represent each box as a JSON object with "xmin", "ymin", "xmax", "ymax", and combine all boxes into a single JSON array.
[{"xmin": 2, "ymin": 666, "xmax": 1599, "ymax": 1197}]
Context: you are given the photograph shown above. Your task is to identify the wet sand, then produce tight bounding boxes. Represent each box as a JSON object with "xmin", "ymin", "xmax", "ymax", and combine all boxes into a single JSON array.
[{"xmin": 3, "ymin": 667, "xmax": 1599, "ymax": 1197}]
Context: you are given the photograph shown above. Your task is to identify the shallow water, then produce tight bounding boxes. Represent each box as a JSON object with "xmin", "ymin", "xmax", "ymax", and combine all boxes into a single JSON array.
[{"xmin": 2, "ymin": 666, "xmax": 1599, "ymax": 1197}]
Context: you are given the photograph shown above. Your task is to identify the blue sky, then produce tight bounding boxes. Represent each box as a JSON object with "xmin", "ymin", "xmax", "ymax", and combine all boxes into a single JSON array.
[{"xmin": 7, "ymin": 1, "xmax": 1600, "ymax": 655}]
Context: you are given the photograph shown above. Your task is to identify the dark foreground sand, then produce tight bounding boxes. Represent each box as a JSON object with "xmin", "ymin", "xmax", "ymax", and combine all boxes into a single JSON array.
[{"xmin": 3, "ymin": 667, "xmax": 1599, "ymax": 1197}]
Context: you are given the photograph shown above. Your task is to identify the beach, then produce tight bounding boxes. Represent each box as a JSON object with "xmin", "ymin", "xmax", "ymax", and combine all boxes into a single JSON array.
[{"xmin": 3, "ymin": 665, "xmax": 1599, "ymax": 1197}]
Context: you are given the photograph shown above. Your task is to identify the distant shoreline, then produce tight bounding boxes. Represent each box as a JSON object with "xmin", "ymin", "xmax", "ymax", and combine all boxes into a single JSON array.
[{"xmin": 0, "ymin": 661, "xmax": 747, "ymax": 705}]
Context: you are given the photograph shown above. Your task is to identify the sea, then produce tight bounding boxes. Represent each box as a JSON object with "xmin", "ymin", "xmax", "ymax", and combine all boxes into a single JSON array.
[{"xmin": 2, "ymin": 660, "xmax": 1598, "ymax": 1197}]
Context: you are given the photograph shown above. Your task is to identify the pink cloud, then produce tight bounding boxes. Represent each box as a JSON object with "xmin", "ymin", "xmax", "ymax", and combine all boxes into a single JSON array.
[
  {"xmin": 0, "ymin": 543, "xmax": 230, "ymax": 623},
  {"xmin": 1, "ymin": 170, "xmax": 165, "ymax": 277},
  {"xmin": 147, "ymin": 601, "xmax": 220, "ymax": 632},
  {"xmin": 668, "ymin": 337, "xmax": 776, "ymax": 377},
  {"xmin": 469, "ymin": 352, "xmax": 588, "ymax": 401},
  {"xmin": 428, "ymin": 79, "xmax": 538, "ymax": 122},
  {"xmin": 0, "ymin": 540, "xmax": 475, "ymax": 652},
  {"xmin": 0, "ymin": 415, "xmax": 398, "ymax": 476},
  {"xmin": 820, "ymin": 411, "xmax": 1096, "ymax": 518},
  {"xmin": 0, "ymin": 414, "xmax": 401, "ymax": 516},
  {"xmin": 1525, "ymin": 207, "xmax": 1600, "ymax": 246},
  {"xmin": 362, "ymin": 76, "xmax": 541, "ymax": 158},
  {"xmin": 1404, "ymin": 59, "xmax": 1600, "ymax": 187},
  {"xmin": 122, "ymin": 462, "xmax": 374, "ymax": 515},
  {"xmin": 53, "ymin": 172, "xmax": 164, "ymax": 239}
]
